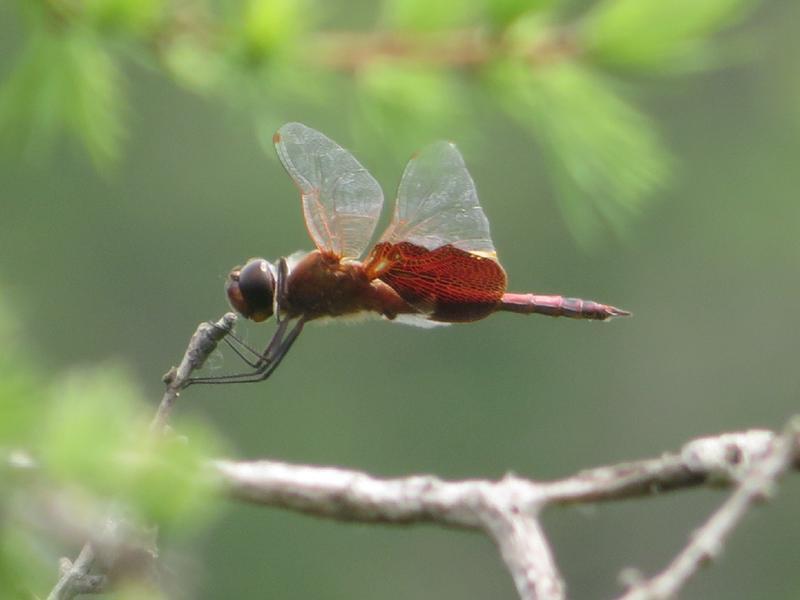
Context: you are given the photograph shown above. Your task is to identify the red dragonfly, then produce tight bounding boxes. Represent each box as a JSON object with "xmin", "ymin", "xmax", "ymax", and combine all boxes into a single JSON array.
[{"xmin": 190, "ymin": 123, "xmax": 629, "ymax": 384}]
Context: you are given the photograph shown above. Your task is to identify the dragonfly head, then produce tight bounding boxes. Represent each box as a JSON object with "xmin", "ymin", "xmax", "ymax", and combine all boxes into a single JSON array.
[{"xmin": 226, "ymin": 258, "xmax": 275, "ymax": 322}]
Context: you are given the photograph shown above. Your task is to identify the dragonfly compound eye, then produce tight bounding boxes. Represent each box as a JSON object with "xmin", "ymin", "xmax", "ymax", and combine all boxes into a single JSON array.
[{"xmin": 226, "ymin": 259, "xmax": 275, "ymax": 322}]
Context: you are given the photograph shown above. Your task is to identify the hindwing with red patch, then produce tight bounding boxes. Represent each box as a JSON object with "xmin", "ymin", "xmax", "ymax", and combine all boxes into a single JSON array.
[{"xmin": 365, "ymin": 242, "xmax": 507, "ymax": 323}]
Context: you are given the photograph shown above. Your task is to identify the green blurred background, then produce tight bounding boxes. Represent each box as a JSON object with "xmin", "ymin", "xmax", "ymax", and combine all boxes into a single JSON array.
[{"xmin": 1, "ymin": 0, "xmax": 799, "ymax": 598}]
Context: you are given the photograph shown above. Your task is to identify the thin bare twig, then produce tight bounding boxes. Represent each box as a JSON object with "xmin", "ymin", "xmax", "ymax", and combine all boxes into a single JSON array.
[
  {"xmin": 46, "ymin": 545, "xmax": 96, "ymax": 600},
  {"xmin": 151, "ymin": 312, "xmax": 237, "ymax": 433}
]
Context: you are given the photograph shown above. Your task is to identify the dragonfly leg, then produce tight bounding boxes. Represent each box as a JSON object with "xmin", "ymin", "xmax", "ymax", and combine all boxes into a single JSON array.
[
  {"xmin": 186, "ymin": 317, "xmax": 305, "ymax": 386},
  {"xmin": 274, "ymin": 258, "xmax": 289, "ymax": 325},
  {"xmin": 220, "ymin": 319, "xmax": 289, "ymax": 369}
]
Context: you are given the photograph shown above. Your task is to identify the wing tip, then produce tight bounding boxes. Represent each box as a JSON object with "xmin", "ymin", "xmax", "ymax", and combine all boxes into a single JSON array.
[{"xmin": 275, "ymin": 122, "xmax": 311, "ymax": 144}]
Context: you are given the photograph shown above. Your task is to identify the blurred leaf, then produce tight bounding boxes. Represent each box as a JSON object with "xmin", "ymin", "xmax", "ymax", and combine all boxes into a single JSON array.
[
  {"xmin": 582, "ymin": 0, "xmax": 759, "ymax": 71},
  {"xmin": 489, "ymin": 60, "xmax": 670, "ymax": 245},
  {"xmin": 63, "ymin": 33, "xmax": 126, "ymax": 166},
  {"xmin": 40, "ymin": 366, "xmax": 147, "ymax": 492},
  {"xmin": 232, "ymin": 0, "xmax": 308, "ymax": 65},
  {"xmin": 39, "ymin": 366, "xmax": 221, "ymax": 528},
  {"xmin": 485, "ymin": 0, "xmax": 555, "ymax": 29},
  {"xmin": 124, "ymin": 420, "xmax": 222, "ymax": 527},
  {"xmin": 353, "ymin": 62, "xmax": 464, "ymax": 162},
  {"xmin": 0, "ymin": 525, "xmax": 50, "ymax": 598},
  {"xmin": 114, "ymin": 581, "xmax": 168, "ymax": 600},
  {"xmin": 0, "ymin": 367, "xmax": 43, "ymax": 448},
  {"xmin": 0, "ymin": 28, "xmax": 125, "ymax": 166},
  {"xmin": 0, "ymin": 296, "xmax": 43, "ymax": 447},
  {"xmin": 383, "ymin": 0, "xmax": 480, "ymax": 31},
  {"xmin": 163, "ymin": 36, "xmax": 226, "ymax": 92},
  {"xmin": 83, "ymin": 0, "xmax": 164, "ymax": 35}
]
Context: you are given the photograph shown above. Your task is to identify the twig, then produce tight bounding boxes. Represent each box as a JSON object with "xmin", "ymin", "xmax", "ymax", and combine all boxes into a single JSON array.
[
  {"xmin": 151, "ymin": 312, "xmax": 237, "ymax": 433},
  {"xmin": 46, "ymin": 313, "xmax": 236, "ymax": 600},
  {"xmin": 308, "ymin": 28, "xmax": 581, "ymax": 73},
  {"xmin": 58, "ymin": 559, "xmax": 107, "ymax": 595},
  {"xmin": 46, "ymin": 545, "xmax": 96, "ymax": 600},
  {"xmin": 618, "ymin": 418, "xmax": 800, "ymax": 600}
]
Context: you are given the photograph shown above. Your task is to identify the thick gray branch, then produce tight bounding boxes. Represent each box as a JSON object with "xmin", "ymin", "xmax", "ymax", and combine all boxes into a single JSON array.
[
  {"xmin": 214, "ymin": 461, "xmax": 564, "ymax": 600},
  {"xmin": 214, "ymin": 427, "xmax": 798, "ymax": 600}
]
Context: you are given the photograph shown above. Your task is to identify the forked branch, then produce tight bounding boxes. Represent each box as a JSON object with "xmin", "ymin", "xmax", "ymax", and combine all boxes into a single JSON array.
[{"xmin": 214, "ymin": 425, "xmax": 799, "ymax": 600}]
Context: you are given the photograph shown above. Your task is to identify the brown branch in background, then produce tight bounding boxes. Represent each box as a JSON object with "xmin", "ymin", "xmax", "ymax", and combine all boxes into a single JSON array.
[
  {"xmin": 46, "ymin": 314, "xmax": 237, "ymax": 600},
  {"xmin": 309, "ymin": 30, "xmax": 495, "ymax": 71},
  {"xmin": 43, "ymin": 0, "xmax": 582, "ymax": 74},
  {"xmin": 307, "ymin": 28, "xmax": 581, "ymax": 73}
]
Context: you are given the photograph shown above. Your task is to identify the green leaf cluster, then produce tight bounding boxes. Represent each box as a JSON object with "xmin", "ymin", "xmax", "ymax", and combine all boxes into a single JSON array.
[
  {"xmin": 0, "ymin": 27, "xmax": 124, "ymax": 167},
  {"xmin": 583, "ymin": 0, "xmax": 758, "ymax": 71},
  {"xmin": 0, "ymin": 0, "xmax": 762, "ymax": 243},
  {"xmin": 0, "ymin": 296, "xmax": 224, "ymax": 596},
  {"xmin": 489, "ymin": 59, "xmax": 669, "ymax": 245}
]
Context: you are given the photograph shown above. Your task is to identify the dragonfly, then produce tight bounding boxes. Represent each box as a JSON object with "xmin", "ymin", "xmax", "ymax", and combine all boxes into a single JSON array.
[{"xmin": 190, "ymin": 122, "xmax": 629, "ymax": 385}]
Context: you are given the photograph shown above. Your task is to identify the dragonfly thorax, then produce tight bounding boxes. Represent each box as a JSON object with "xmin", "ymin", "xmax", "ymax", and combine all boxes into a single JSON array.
[{"xmin": 226, "ymin": 258, "xmax": 276, "ymax": 322}]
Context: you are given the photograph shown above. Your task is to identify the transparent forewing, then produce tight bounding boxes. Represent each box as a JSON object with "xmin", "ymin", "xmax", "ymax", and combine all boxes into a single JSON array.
[
  {"xmin": 379, "ymin": 141, "xmax": 497, "ymax": 257},
  {"xmin": 274, "ymin": 123, "xmax": 384, "ymax": 259}
]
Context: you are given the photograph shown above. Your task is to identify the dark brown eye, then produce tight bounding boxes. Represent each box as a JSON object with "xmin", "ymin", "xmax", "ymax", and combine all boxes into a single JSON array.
[{"xmin": 226, "ymin": 259, "xmax": 275, "ymax": 322}]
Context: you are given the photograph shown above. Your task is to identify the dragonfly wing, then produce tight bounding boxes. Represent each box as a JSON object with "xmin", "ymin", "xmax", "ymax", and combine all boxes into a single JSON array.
[
  {"xmin": 379, "ymin": 141, "xmax": 497, "ymax": 258},
  {"xmin": 274, "ymin": 123, "xmax": 384, "ymax": 259},
  {"xmin": 366, "ymin": 241, "xmax": 507, "ymax": 323},
  {"xmin": 391, "ymin": 314, "xmax": 451, "ymax": 328}
]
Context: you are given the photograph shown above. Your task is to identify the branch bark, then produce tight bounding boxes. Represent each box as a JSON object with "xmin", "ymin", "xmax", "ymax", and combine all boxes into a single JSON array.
[{"xmin": 213, "ymin": 426, "xmax": 798, "ymax": 600}]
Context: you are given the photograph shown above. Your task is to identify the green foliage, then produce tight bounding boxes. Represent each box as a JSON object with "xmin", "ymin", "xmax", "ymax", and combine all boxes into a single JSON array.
[
  {"xmin": 232, "ymin": 0, "xmax": 309, "ymax": 64},
  {"xmin": 583, "ymin": 0, "xmax": 758, "ymax": 71},
  {"xmin": 0, "ymin": 365, "xmax": 42, "ymax": 448},
  {"xmin": 82, "ymin": 0, "xmax": 165, "ymax": 35},
  {"xmin": 0, "ymin": 526, "xmax": 50, "ymax": 598},
  {"xmin": 0, "ymin": 0, "xmax": 762, "ymax": 243},
  {"xmin": 485, "ymin": 0, "xmax": 554, "ymax": 29},
  {"xmin": 354, "ymin": 63, "xmax": 464, "ymax": 160},
  {"xmin": 0, "ymin": 295, "xmax": 224, "ymax": 596},
  {"xmin": 383, "ymin": 0, "xmax": 480, "ymax": 31},
  {"xmin": 490, "ymin": 60, "xmax": 669, "ymax": 244},
  {"xmin": 0, "ymin": 27, "xmax": 124, "ymax": 167}
]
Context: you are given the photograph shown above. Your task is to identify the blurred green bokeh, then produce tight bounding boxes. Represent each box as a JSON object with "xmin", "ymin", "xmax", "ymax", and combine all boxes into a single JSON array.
[{"xmin": 1, "ymin": 0, "xmax": 799, "ymax": 598}]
